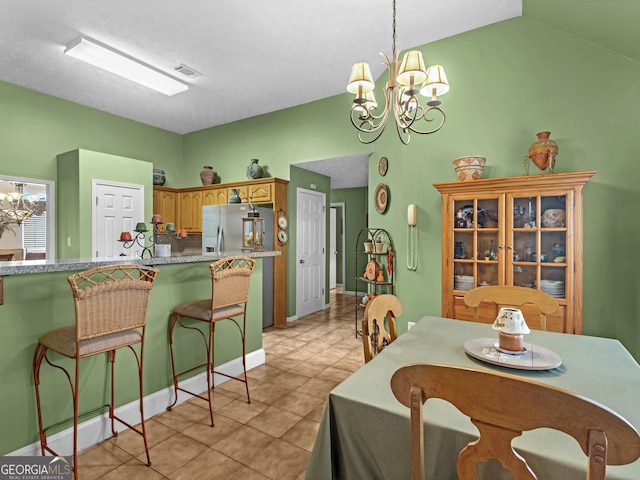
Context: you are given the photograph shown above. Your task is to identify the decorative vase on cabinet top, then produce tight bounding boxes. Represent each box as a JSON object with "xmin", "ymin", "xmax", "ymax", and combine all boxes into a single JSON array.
[
  {"xmin": 246, "ymin": 159, "xmax": 264, "ymax": 179},
  {"xmin": 200, "ymin": 166, "xmax": 216, "ymax": 185},
  {"xmin": 229, "ymin": 188, "xmax": 242, "ymax": 204},
  {"xmin": 528, "ymin": 131, "xmax": 558, "ymax": 172},
  {"xmin": 153, "ymin": 169, "xmax": 166, "ymax": 186},
  {"xmin": 452, "ymin": 156, "xmax": 485, "ymax": 181}
]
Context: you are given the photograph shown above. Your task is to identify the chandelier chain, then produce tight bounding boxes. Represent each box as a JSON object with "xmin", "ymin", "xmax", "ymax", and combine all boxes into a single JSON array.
[{"xmin": 392, "ymin": 0, "xmax": 397, "ymax": 58}]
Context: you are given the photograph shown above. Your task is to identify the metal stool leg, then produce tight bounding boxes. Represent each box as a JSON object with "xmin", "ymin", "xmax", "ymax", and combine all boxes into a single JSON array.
[
  {"xmin": 167, "ymin": 313, "xmax": 215, "ymax": 427},
  {"xmin": 210, "ymin": 315, "xmax": 250, "ymax": 403}
]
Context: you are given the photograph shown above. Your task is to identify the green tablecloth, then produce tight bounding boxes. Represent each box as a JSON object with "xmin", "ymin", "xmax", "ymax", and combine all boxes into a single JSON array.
[{"xmin": 306, "ymin": 316, "xmax": 640, "ymax": 480}]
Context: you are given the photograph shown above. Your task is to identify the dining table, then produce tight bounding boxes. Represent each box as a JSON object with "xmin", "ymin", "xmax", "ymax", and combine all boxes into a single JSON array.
[{"xmin": 305, "ymin": 316, "xmax": 640, "ymax": 480}]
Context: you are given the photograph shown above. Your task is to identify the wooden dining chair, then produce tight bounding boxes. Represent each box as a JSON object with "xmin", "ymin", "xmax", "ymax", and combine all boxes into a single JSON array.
[
  {"xmin": 362, "ymin": 294, "xmax": 402, "ymax": 363},
  {"xmin": 391, "ymin": 363, "xmax": 640, "ymax": 480},
  {"xmin": 463, "ymin": 285, "xmax": 558, "ymax": 331},
  {"xmin": 168, "ymin": 256, "xmax": 256, "ymax": 427}
]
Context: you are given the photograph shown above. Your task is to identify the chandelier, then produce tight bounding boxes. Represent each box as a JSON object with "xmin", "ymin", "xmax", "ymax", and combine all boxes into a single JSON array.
[
  {"xmin": 347, "ymin": 0, "xmax": 449, "ymax": 145},
  {"xmin": 0, "ymin": 183, "xmax": 46, "ymax": 225}
]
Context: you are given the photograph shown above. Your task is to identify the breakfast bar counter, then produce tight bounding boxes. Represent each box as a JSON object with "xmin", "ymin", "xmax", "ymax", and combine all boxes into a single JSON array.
[
  {"xmin": 0, "ymin": 251, "xmax": 276, "ymax": 457},
  {"xmin": 0, "ymin": 250, "xmax": 279, "ymax": 276}
]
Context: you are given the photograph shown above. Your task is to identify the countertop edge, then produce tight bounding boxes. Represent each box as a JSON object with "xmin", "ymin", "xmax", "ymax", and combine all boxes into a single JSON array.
[{"xmin": 0, "ymin": 250, "xmax": 280, "ymax": 276}]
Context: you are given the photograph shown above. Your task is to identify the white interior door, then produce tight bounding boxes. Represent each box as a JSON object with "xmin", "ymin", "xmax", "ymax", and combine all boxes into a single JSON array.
[
  {"xmin": 93, "ymin": 181, "xmax": 144, "ymax": 258},
  {"xmin": 330, "ymin": 207, "xmax": 337, "ymax": 289},
  {"xmin": 296, "ymin": 188, "xmax": 326, "ymax": 317}
]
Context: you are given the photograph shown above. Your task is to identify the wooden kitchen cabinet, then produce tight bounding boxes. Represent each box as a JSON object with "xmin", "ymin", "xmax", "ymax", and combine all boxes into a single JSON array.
[
  {"xmin": 152, "ymin": 187, "xmax": 177, "ymax": 233},
  {"xmin": 214, "ymin": 188, "xmax": 227, "ymax": 204},
  {"xmin": 228, "ymin": 185, "xmax": 249, "ymax": 203},
  {"xmin": 154, "ymin": 178, "xmax": 289, "ymax": 327},
  {"xmin": 434, "ymin": 171, "xmax": 595, "ymax": 334},
  {"xmin": 248, "ymin": 182, "xmax": 273, "ymax": 203},
  {"xmin": 178, "ymin": 190, "xmax": 203, "ymax": 232},
  {"xmin": 202, "ymin": 189, "xmax": 217, "ymax": 206}
]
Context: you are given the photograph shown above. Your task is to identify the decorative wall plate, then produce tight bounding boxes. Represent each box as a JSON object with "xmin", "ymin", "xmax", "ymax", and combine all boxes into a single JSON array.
[
  {"xmin": 277, "ymin": 215, "xmax": 288, "ymax": 230},
  {"xmin": 378, "ymin": 156, "xmax": 388, "ymax": 176},
  {"xmin": 374, "ymin": 183, "xmax": 389, "ymax": 214},
  {"xmin": 277, "ymin": 230, "xmax": 288, "ymax": 245}
]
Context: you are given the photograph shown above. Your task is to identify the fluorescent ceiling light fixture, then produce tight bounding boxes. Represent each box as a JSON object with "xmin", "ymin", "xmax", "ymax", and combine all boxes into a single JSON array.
[{"xmin": 64, "ymin": 36, "xmax": 188, "ymax": 96}]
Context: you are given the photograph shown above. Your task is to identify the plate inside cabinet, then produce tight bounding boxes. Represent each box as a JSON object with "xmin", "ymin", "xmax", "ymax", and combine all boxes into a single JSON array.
[{"xmin": 374, "ymin": 183, "xmax": 389, "ymax": 214}]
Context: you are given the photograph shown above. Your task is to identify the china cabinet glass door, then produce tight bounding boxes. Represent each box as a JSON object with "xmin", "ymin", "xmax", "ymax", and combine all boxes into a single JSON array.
[
  {"xmin": 508, "ymin": 191, "xmax": 571, "ymax": 299},
  {"xmin": 452, "ymin": 196, "xmax": 503, "ymax": 292}
]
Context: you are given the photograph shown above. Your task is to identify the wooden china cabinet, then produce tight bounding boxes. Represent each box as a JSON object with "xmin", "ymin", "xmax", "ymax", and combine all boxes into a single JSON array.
[{"xmin": 434, "ymin": 171, "xmax": 595, "ymax": 334}]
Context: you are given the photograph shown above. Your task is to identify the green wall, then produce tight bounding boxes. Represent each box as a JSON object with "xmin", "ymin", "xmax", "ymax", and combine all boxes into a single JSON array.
[
  {"xmin": 1, "ymin": 10, "xmax": 640, "ymax": 455},
  {"xmin": 331, "ymin": 187, "xmax": 368, "ymax": 292},
  {"xmin": 181, "ymin": 15, "xmax": 640, "ymax": 360},
  {"xmin": 0, "ymin": 81, "xmax": 182, "ymax": 182},
  {"xmin": 57, "ymin": 149, "xmax": 153, "ymax": 258}
]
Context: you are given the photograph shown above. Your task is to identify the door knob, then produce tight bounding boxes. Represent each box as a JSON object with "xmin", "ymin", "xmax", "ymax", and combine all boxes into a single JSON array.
[{"xmin": 299, "ymin": 259, "xmax": 305, "ymax": 264}]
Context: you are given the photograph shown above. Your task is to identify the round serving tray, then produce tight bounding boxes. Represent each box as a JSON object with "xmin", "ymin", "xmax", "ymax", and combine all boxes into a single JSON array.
[{"xmin": 464, "ymin": 337, "xmax": 562, "ymax": 371}]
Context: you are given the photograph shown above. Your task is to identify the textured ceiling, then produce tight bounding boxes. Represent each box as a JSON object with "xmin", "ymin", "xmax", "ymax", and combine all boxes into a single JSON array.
[
  {"xmin": 3, "ymin": 1, "xmax": 639, "ymax": 187},
  {"xmin": 0, "ymin": 0, "xmax": 520, "ymax": 135},
  {"xmin": 295, "ymin": 154, "xmax": 370, "ymax": 190}
]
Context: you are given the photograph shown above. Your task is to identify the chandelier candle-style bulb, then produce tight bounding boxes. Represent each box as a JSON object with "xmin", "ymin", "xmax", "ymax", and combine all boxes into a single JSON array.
[
  {"xmin": 421, "ymin": 65, "xmax": 450, "ymax": 105},
  {"xmin": 397, "ymin": 50, "xmax": 427, "ymax": 92},
  {"xmin": 354, "ymin": 91, "xmax": 378, "ymax": 113},
  {"xmin": 347, "ymin": 62, "xmax": 375, "ymax": 96}
]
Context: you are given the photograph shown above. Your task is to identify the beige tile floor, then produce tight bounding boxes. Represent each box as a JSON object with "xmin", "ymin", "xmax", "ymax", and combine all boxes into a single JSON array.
[{"xmin": 77, "ymin": 288, "xmax": 362, "ymax": 479}]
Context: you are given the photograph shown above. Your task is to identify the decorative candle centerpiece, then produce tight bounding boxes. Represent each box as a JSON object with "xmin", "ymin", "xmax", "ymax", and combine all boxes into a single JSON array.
[
  {"xmin": 492, "ymin": 307, "xmax": 530, "ymax": 353},
  {"xmin": 118, "ymin": 214, "xmax": 188, "ymax": 258}
]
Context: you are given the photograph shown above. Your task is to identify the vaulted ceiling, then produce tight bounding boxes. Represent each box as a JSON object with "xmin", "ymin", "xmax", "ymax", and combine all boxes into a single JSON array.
[
  {"xmin": 1, "ymin": 1, "xmax": 638, "ymax": 188},
  {"xmin": 0, "ymin": 0, "xmax": 520, "ymax": 135}
]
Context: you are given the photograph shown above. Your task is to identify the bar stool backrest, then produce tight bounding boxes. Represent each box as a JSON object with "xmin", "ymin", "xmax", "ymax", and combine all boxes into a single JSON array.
[
  {"xmin": 67, "ymin": 265, "xmax": 158, "ymax": 342},
  {"xmin": 210, "ymin": 257, "xmax": 256, "ymax": 309}
]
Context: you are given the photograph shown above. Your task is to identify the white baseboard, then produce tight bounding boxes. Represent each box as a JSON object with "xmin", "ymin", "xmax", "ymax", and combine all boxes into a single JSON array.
[{"xmin": 10, "ymin": 349, "xmax": 266, "ymax": 457}]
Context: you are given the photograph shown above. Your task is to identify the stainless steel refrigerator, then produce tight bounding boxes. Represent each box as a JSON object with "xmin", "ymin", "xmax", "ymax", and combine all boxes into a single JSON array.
[{"xmin": 202, "ymin": 204, "xmax": 274, "ymax": 328}]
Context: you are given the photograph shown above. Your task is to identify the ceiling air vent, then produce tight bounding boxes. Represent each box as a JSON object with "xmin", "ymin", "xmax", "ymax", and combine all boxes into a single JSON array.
[{"xmin": 174, "ymin": 64, "xmax": 201, "ymax": 78}]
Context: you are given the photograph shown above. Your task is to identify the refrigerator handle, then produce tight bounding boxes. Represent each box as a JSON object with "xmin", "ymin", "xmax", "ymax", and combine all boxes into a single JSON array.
[{"xmin": 217, "ymin": 226, "xmax": 224, "ymax": 252}]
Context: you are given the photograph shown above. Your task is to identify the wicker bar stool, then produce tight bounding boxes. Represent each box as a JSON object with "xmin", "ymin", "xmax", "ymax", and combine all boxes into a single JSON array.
[
  {"xmin": 168, "ymin": 256, "xmax": 256, "ymax": 427},
  {"xmin": 33, "ymin": 264, "xmax": 158, "ymax": 480}
]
